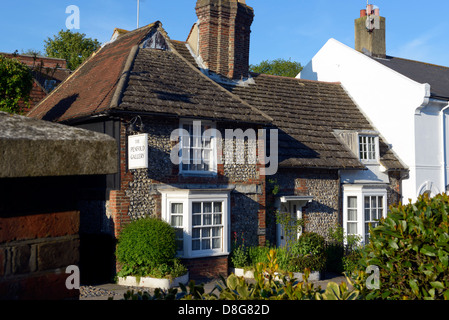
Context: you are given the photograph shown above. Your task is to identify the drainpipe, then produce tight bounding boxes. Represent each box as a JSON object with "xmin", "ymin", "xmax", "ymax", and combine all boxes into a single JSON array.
[{"xmin": 441, "ymin": 103, "xmax": 449, "ymax": 193}]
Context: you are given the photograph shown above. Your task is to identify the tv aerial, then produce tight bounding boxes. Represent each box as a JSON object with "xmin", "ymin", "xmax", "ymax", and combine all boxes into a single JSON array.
[{"xmin": 365, "ymin": 2, "xmax": 380, "ymax": 32}]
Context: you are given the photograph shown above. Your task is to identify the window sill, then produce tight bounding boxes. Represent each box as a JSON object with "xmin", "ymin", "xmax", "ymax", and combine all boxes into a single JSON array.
[
  {"xmin": 179, "ymin": 251, "xmax": 229, "ymax": 260},
  {"xmin": 180, "ymin": 171, "xmax": 218, "ymax": 177}
]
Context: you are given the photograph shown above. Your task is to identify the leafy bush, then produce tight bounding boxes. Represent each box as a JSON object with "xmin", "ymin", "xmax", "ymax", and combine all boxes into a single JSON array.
[
  {"xmin": 247, "ymin": 246, "xmax": 270, "ymax": 265},
  {"xmin": 116, "ymin": 217, "xmax": 177, "ymax": 277},
  {"xmin": 122, "ymin": 249, "xmax": 360, "ymax": 300},
  {"xmin": 288, "ymin": 232, "xmax": 326, "ymax": 272},
  {"xmin": 355, "ymin": 194, "xmax": 449, "ymax": 300},
  {"xmin": 0, "ymin": 55, "xmax": 33, "ymax": 114},
  {"xmin": 230, "ymin": 245, "xmax": 248, "ymax": 268}
]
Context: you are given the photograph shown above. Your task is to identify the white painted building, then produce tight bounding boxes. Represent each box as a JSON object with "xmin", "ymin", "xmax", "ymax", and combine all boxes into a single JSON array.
[{"xmin": 299, "ymin": 5, "xmax": 449, "ymax": 204}]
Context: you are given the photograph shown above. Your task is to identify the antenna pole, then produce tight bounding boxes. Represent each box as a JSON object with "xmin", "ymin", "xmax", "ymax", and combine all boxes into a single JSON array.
[{"xmin": 137, "ymin": 0, "xmax": 140, "ymax": 28}]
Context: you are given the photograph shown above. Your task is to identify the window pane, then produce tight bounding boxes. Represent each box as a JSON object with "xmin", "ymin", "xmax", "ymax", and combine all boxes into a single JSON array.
[
  {"xmin": 348, "ymin": 197, "xmax": 357, "ymax": 208},
  {"xmin": 203, "ymin": 214, "xmax": 212, "ymax": 225},
  {"xmin": 193, "ymin": 202, "xmax": 202, "ymax": 214},
  {"xmin": 203, "ymin": 202, "xmax": 212, "ymax": 213},
  {"xmin": 213, "ymin": 214, "xmax": 222, "ymax": 225},
  {"xmin": 378, "ymin": 196, "xmax": 383, "ymax": 208},
  {"xmin": 171, "ymin": 215, "xmax": 183, "ymax": 227},
  {"xmin": 365, "ymin": 209, "xmax": 370, "ymax": 221},
  {"xmin": 192, "ymin": 228, "xmax": 200, "ymax": 239},
  {"xmin": 202, "ymin": 239, "xmax": 211, "ymax": 250},
  {"xmin": 193, "ymin": 215, "xmax": 201, "ymax": 226},
  {"xmin": 212, "ymin": 227, "xmax": 221, "ymax": 237},
  {"xmin": 171, "ymin": 203, "xmax": 183, "ymax": 214},
  {"xmin": 192, "ymin": 240, "xmax": 200, "ymax": 251},
  {"xmin": 348, "ymin": 209, "xmax": 357, "ymax": 221},
  {"xmin": 212, "ymin": 238, "xmax": 221, "ymax": 249},
  {"xmin": 214, "ymin": 202, "xmax": 222, "ymax": 213},
  {"xmin": 371, "ymin": 209, "xmax": 377, "ymax": 221},
  {"xmin": 347, "ymin": 223, "xmax": 357, "ymax": 235},
  {"xmin": 202, "ymin": 227, "xmax": 210, "ymax": 238}
]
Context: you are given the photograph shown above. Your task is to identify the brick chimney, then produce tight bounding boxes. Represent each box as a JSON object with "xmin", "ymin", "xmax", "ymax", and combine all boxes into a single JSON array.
[
  {"xmin": 195, "ymin": 0, "xmax": 254, "ymax": 80},
  {"xmin": 355, "ymin": 4, "xmax": 386, "ymax": 58}
]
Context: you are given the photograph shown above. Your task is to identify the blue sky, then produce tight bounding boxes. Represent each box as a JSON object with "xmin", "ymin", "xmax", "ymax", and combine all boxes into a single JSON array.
[{"xmin": 1, "ymin": 0, "xmax": 449, "ymax": 67}]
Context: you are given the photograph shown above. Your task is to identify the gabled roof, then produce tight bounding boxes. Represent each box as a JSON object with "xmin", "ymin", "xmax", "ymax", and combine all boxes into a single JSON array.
[
  {"xmin": 371, "ymin": 56, "xmax": 449, "ymax": 100},
  {"xmin": 28, "ymin": 22, "xmax": 270, "ymax": 125}
]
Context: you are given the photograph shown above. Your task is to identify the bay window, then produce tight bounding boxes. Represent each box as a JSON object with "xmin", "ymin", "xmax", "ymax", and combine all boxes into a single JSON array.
[
  {"xmin": 160, "ymin": 189, "xmax": 230, "ymax": 259},
  {"xmin": 343, "ymin": 185, "xmax": 387, "ymax": 244}
]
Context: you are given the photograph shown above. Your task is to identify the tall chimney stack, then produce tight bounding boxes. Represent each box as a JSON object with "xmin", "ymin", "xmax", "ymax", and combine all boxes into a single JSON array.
[
  {"xmin": 355, "ymin": 4, "xmax": 386, "ymax": 58},
  {"xmin": 195, "ymin": 0, "xmax": 254, "ymax": 80}
]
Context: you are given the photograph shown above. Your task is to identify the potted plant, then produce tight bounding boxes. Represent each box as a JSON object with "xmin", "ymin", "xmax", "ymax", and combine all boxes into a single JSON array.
[{"xmin": 115, "ymin": 217, "xmax": 188, "ymax": 290}]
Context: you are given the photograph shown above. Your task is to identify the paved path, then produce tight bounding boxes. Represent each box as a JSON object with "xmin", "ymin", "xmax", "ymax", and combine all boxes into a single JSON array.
[{"xmin": 80, "ymin": 272, "xmax": 350, "ymax": 300}]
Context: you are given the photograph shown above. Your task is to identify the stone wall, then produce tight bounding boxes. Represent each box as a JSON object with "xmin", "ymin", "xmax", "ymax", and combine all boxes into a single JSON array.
[
  {"xmin": 112, "ymin": 115, "xmax": 266, "ymax": 278},
  {"xmin": 270, "ymin": 169, "xmax": 341, "ymax": 242}
]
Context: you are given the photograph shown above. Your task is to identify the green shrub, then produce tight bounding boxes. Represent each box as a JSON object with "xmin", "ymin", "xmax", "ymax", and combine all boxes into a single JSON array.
[
  {"xmin": 342, "ymin": 248, "xmax": 363, "ymax": 274},
  {"xmin": 247, "ymin": 246, "xmax": 271, "ymax": 265},
  {"xmin": 230, "ymin": 245, "xmax": 248, "ymax": 268},
  {"xmin": 288, "ymin": 232, "xmax": 326, "ymax": 272},
  {"xmin": 356, "ymin": 193, "xmax": 449, "ymax": 300},
  {"xmin": 116, "ymin": 217, "xmax": 177, "ymax": 277}
]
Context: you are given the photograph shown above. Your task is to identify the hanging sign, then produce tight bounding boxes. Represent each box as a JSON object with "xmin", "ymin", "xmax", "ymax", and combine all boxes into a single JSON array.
[{"xmin": 128, "ymin": 133, "xmax": 148, "ymax": 169}]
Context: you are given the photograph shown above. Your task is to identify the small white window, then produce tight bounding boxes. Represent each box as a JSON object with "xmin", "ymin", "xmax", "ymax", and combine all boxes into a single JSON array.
[
  {"xmin": 180, "ymin": 120, "xmax": 217, "ymax": 175},
  {"xmin": 359, "ymin": 135, "xmax": 377, "ymax": 161},
  {"xmin": 364, "ymin": 196, "xmax": 383, "ymax": 244},
  {"xmin": 347, "ymin": 196, "xmax": 358, "ymax": 235},
  {"xmin": 343, "ymin": 185, "xmax": 387, "ymax": 245}
]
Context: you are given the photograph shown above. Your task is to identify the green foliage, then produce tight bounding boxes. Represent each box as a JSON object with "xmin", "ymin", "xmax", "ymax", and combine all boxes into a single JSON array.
[
  {"xmin": 116, "ymin": 217, "xmax": 177, "ymax": 278},
  {"xmin": 0, "ymin": 55, "xmax": 33, "ymax": 114},
  {"xmin": 355, "ymin": 193, "xmax": 449, "ymax": 300},
  {"xmin": 249, "ymin": 58, "xmax": 303, "ymax": 78},
  {"xmin": 44, "ymin": 29, "xmax": 101, "ymax": 70},
  {"xmin": 247, "ymin": 245, "xmax": 271, "ymax": 265},
  {"xmin": 122, "ymin": 249, "xmax": 360, "ymax": 300},
  {"xmin": 275, "ymin": 210, "xmax": 304, "ymax": 249},
  {"xmin": 286, "ymin": 233, "xmax": 326, "ymax": 272},
  {"xmin": 325, "ymin": 224, "xmax": 363, "ymax": 274}
]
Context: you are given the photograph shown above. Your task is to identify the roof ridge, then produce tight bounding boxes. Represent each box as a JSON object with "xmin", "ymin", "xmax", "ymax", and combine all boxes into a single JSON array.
[
  {"xmin": 169, "ymin": 40, "xmax": 273, "ymax": 123},
  {"xmin": 251, "ymin": 72, "xmax": 342, "ymax": 85}
]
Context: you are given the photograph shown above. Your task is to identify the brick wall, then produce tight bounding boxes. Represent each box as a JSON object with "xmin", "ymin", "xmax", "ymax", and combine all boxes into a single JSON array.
[
  {"xmin": 195, "ymin": 0, "xmax": 254, "ymax": 79},
  {"xmin": 0, "ymin": 176, "xmax": 81, "ymax": 300}
]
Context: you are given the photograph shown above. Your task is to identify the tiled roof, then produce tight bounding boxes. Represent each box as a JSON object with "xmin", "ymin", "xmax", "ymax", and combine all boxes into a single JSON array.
[
  {"xmin": 28, "ymin": 24, "xmax": 157, "ymax": 122},
  {"xmin": 222, "ymin": 73, "xmax": 405, "ymax": 170},
  {"xmin": 372, "ymin": 56, "xmax": 449, "ymax": 100},
  {"xmin": 27, "ymin": 21, "xmax": 404, "ymax": 171},
  {"xmin": 28, "ymin": 22, "xmax": 270, "ymax": 125},
  {"xmin": 172, "ymin": 40, "xmax": 404, "ymax": 170}
]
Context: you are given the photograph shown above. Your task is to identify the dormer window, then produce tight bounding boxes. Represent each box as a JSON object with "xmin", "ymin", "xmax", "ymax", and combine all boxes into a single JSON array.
[{"xmin": 359, "ymin": 135, "xmax": 377, "ymax": 161}]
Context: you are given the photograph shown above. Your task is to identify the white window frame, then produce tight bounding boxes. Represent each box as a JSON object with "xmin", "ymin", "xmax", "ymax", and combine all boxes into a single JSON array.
[
  {"xmin": 343, "ymin": 185, "xmax": 387, "ymax": 245},
  {"xmin": 358, "ymin": 134, "xmax": 379, "ymax": 163},
  {"xmin": 160, "ymin": 189, "xmax": 230, "ymax": 259},
  {"xmin": 179, "ymin": 119, "xmax": 218, "ymax": 176}
]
